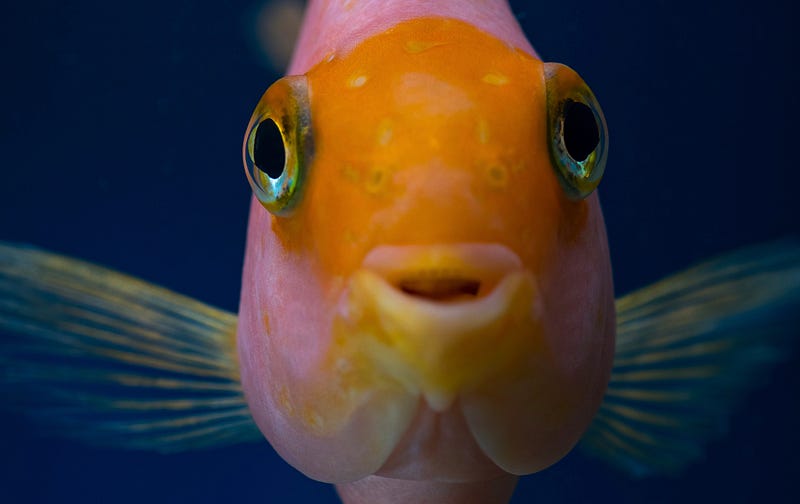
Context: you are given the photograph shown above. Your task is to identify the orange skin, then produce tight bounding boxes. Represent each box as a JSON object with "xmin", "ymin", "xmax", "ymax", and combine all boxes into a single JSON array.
[{"xmin": 237, "ymin": 2, "xmax": 614, "ymax": 503}]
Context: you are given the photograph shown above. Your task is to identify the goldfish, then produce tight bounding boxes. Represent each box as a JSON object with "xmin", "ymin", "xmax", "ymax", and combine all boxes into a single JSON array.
[{"xmin": 1, "ymin": 1, "xmax": 798, "ymax": 503}]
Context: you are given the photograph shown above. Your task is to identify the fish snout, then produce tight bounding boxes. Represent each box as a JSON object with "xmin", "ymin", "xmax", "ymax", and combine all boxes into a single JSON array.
[{"xmin": 338, "ymin": 243, "xmax": 542, "ymax": 411}]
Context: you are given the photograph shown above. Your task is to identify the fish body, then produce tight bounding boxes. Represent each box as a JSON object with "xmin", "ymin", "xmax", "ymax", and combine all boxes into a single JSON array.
[
  {"xmin": 238, "ymin": 10, "xmax": 613, "ymax": 487},
  {"xmin": 0, "ymin": 1, "xmax": 799, "ymax": 504}
]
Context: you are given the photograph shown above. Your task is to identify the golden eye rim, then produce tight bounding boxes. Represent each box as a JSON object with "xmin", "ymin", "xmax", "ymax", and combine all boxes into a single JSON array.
[
  {"xmin": 242, "ymin": 75, "xmax": 312, "ymax": 216},
  {"xmin": 544, "ymin": 62, "xmax": 609, "ymax": 201},
  {"xmin": 245, "ymin": 115, "xmax": 293, "ymax": 209}
]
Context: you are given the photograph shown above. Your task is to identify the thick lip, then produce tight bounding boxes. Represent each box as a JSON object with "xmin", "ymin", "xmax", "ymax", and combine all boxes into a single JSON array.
[
  {"xmin": 347, "ymin": 243, "xmax": 535, "ymax": 411},
  {"xmin": 361, "ymin": 243, "xmax": 524, "ymax": 303}
]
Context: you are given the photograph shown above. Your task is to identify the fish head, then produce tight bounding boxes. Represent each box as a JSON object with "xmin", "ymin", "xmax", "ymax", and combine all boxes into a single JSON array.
[{"xmin": 237, "ymin": 18, "xmax": 614, "ymax": 483}]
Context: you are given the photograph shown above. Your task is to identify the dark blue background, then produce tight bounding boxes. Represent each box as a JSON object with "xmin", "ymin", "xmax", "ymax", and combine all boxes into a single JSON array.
[{"xmin": 1, "ymin": 1, "xmax": 798, "ymax": 502}]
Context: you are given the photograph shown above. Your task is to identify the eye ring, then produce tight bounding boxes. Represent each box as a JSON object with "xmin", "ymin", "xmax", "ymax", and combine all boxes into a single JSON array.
[
  {"xmin": 544, "ymin": 63, "xmax": 608, "ymax": 200},
  {"xmin": 243, "ymin": 75, "xmax": 312, "ymax": 216}
]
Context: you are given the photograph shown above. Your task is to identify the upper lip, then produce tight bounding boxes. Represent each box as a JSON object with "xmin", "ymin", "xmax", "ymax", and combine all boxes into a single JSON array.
[{"xmin": 361, "ymin": 243, "xmax": 524, "ymax": 302}]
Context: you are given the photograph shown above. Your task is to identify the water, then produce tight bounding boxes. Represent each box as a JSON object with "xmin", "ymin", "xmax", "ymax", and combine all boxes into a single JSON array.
[{"xmin": 1, "ymin": 1, "xmax": 797, "ymax": 502}]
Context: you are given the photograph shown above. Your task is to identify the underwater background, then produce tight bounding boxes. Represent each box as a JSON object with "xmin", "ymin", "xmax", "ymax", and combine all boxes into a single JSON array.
[{"xmin": 1, "ymin": 0, "xmax": 798, "ymax": 502}]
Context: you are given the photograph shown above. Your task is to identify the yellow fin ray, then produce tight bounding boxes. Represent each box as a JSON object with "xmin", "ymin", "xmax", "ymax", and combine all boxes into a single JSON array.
[
  {"xmin": 580, "ymin": 241, "xmax": 800, "ymax": 476},
  {"xmin": 0, "ymin": 242, "xmax": 261, "ymax": 452}
]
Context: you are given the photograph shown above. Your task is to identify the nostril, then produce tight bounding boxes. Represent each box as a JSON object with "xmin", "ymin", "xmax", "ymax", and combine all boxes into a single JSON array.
[{"xmin": 396, "ymin": 277, "xmax": 482, "ymax": 301}]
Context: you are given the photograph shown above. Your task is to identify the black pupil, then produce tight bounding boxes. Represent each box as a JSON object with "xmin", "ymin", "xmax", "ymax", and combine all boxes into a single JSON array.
[
  {"xmin": 253, "ymin": 118, "xmax": 286, "ymax": 179},
  {"xmin": 562, "ymin": 100, "xmax": 599, "ymax": 162}
]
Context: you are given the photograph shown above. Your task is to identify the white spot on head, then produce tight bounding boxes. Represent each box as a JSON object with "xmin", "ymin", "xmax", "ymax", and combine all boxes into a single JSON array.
[
  {"xmin": 476, "ymin": 119, "xmax": 489, "ymax": 144},
  {"xmin": 482, "ymin": 72, "xmax": 509, "ymax": 86},
  {"xmin": 397, "ymin": 73, "xmax": 471, "ymax": 114},
  {"xmin": 348, "ymin": 75, "xmax": 368, "ymax": 88},
  {"xmin": 377, "ymin": 119, "xmax": 393, "ymax": 146}
]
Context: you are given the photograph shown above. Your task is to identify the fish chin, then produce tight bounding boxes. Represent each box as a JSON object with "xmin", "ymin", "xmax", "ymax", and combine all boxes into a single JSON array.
[{"xmin": 375, "ymin": 399, "xmax": 507, "ymax": 482}]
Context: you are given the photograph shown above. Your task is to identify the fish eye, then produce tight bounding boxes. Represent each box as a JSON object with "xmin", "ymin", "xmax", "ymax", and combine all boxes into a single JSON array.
[
  {"xmin": 544, "ymin": 63, "xmax": 608, "ymax": 200},
  {"xmin": 243, "ymin": 75, "xmax": 312, "ymax": 215}
]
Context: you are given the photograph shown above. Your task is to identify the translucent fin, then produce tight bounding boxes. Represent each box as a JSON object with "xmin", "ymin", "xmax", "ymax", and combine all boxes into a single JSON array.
[
  {"xmin": 580, "ymin": 241, "xmax": 800, "ymax": 476},
  {"xmin": 0, "ymin": 242, "xmax": 261, "ymax": 452}
]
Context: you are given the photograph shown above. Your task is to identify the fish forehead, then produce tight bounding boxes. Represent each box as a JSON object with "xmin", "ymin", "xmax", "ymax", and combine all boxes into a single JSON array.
[
  {"xmin": 277, "ymin": 17, "xmax": 576, "ymax": 276},
  {"xmin": 311, "ymin": 18, "xmax": 544, "ymax": 168}
]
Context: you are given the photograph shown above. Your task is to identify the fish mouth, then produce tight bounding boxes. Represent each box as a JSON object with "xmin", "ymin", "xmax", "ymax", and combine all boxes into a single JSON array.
[
  {"xmin": 362, "ymin": 243, "xmax": 524, "ymax": 303},
  {"xmin": 344, "ymin": 243, "xmax": 539, "ymax": 412},
  {"xmin": 397, "ymin": 276, "xmax": 481, "ymax": 300}
]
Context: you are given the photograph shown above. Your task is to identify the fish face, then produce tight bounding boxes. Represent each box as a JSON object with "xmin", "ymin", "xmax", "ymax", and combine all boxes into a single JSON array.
[{"xmin": 237, "ymin": 18, "xmax": 615, "ymax": 483}]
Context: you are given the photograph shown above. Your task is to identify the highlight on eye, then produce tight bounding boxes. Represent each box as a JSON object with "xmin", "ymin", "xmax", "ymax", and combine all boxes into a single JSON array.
[
  {"xmin": 243, "ymin": 75, "xmax": 312, "ymax": 215},
  {"xmin": 544, "ymin": 63, "xmax": 608, "ymax": 200}
]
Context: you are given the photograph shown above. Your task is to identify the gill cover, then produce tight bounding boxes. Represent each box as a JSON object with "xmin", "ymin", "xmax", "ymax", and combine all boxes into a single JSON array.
[{"xmin": 243, "ymin": 76, "xmax": 313, "ymax": 215}]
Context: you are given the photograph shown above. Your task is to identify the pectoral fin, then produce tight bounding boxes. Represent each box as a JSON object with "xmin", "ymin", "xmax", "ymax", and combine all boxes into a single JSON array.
[
  {"xmin": 0, "ymin": 242, "xmax": 261, "ymax": 452},
  {"xmin": 580, "ymin": 241, "xmax": 800, "ymax": 476}
]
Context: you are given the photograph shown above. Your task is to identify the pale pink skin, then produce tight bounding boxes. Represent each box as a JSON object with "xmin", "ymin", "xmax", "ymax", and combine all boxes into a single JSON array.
[
  {"xmin": 237, "ymin": 1, "xmax": 615, "ymax": 503},
  {"xmin": 286, "ymin": 0, "xmax": 538, "ymax": 75}
]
